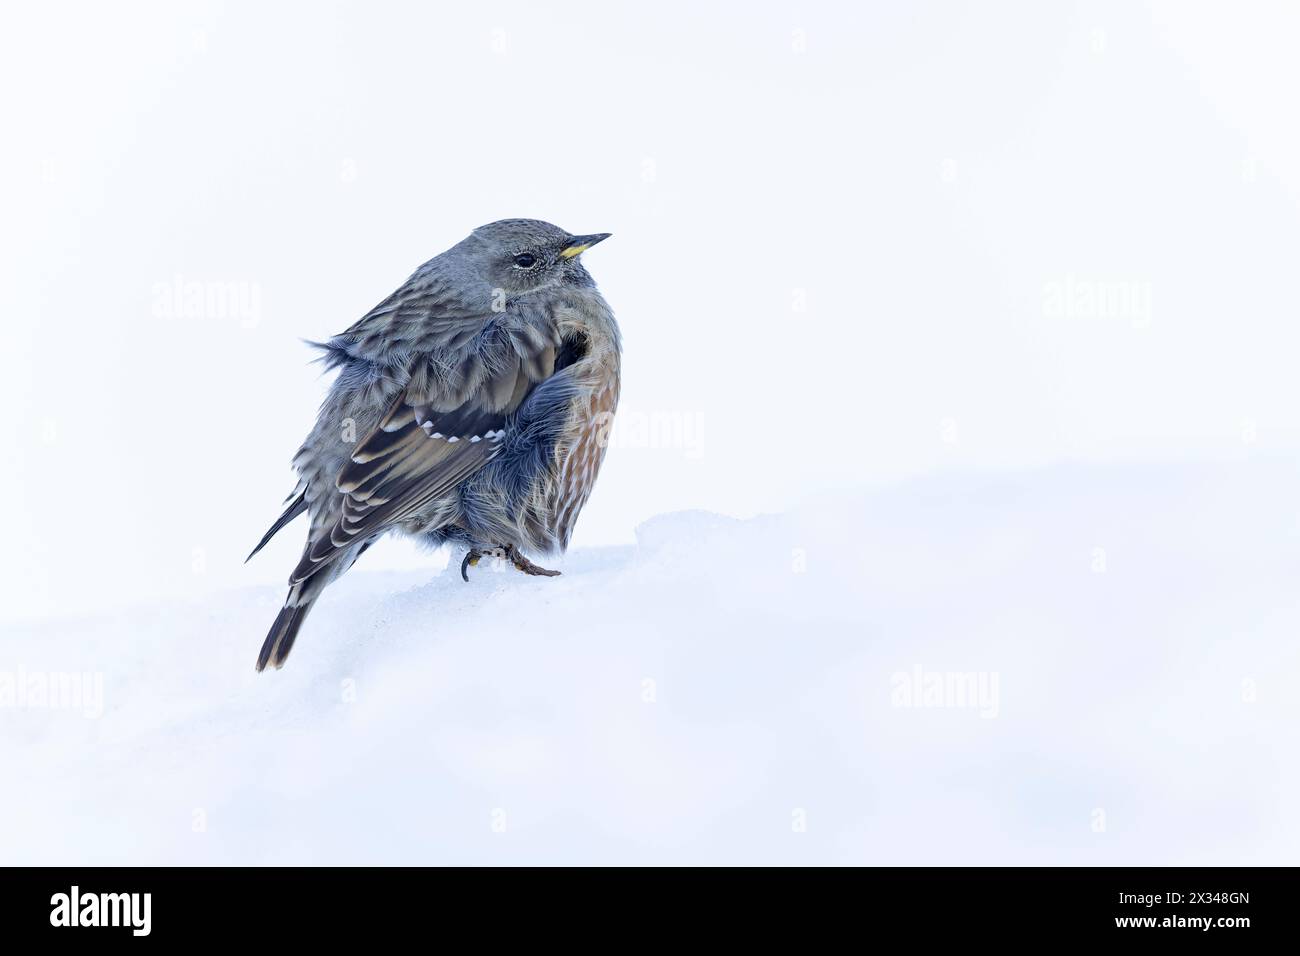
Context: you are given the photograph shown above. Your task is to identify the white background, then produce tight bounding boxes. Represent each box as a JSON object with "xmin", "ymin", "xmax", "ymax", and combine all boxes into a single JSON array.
[{"xmin": 2, "ymin": 1, "xmax": 1299, "ymax": 865}]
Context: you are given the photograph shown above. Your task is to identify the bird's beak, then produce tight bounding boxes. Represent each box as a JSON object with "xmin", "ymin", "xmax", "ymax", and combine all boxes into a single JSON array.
[{"xmin": 559, "ymin": 233, "xmax": 612, "ymax": 259}]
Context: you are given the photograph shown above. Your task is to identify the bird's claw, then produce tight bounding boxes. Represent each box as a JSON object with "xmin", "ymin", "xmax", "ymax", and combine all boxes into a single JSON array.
[
  {"xmin": 460, "ymin": 545, "xmax": 560, "ymax": 581},
  {"xmin": 460, "ymin": 550, "xmax": 482, "ymax": 582},
  {"xmin": 506, "ymin": 544, "xmax": 561, "ymax": 577}
]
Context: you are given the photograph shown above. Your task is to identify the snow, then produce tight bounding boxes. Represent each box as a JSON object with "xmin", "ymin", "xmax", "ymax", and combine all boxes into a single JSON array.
[{"xmin": 3, "ymin": 460, "xmax": 1298, "ymax": 865}]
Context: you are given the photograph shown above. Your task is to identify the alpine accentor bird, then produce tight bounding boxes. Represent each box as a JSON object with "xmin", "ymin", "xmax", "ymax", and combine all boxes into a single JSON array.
[{"xmin": 248, "ymin": 220, "xmax": 619, "ymax": 670}]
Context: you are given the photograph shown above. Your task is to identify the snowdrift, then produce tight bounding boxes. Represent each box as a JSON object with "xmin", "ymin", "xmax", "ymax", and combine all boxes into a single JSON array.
[{"xmin": 3, "ymin": 461, "xmax": 1297, "ymax": 864}]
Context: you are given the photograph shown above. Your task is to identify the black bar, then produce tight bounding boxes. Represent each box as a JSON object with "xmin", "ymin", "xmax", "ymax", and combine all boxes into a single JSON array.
[{"xmin": 0, "ymin": 866, "xmax": 1288, "ymax": 942}]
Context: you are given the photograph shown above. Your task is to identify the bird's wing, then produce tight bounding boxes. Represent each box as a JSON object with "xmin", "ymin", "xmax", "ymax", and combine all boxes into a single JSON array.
[
  {"xmin": 327, "ymin": 269, "xmax": 494, "ymax": 363},
  {"xmin": 289, "ymin": 314, "xmax": 561, "ymax": 585}
]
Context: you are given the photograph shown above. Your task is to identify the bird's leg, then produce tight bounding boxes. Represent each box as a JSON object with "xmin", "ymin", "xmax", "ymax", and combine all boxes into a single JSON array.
[
  {"xmin": 461, "ymin": 545, "xmax": 560, "ymax": 580},
  {"xmin": 503, "ymin": 543, "xmax": 561, "ymax": 577}
]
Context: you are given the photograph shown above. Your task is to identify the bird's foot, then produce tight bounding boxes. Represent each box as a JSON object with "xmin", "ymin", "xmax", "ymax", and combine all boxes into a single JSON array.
[
  {"xmin": 461, "ymin": 544, "xmax": 560, "ymax": 581},
  {"xmin": 504, "ymin": 544, "xmax": 561, "ymax": 577}
]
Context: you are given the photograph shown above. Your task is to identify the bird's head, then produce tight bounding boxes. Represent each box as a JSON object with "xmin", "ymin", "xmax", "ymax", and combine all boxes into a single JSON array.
[{"xmin": 457, "ymin": 219, "xmax": 611, "ymax": 295}]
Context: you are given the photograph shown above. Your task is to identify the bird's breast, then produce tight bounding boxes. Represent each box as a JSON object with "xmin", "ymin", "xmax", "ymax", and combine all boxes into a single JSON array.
[{"xmin": 547, "ymin": 358, "xmax": 621, "ymax": 549}]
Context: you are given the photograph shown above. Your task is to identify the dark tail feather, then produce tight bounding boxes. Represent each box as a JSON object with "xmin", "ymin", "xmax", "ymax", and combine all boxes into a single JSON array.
[
  {"xmin": 246, "ymin": 491, "xmax": 308, "ymax": 563},
  {"xmin": 256, "ymin": 596, "xmax": 317, "ymax": 671},
  {"xmin": 254, "ymin": 539, "xmax": 371, "ymax": 672}
]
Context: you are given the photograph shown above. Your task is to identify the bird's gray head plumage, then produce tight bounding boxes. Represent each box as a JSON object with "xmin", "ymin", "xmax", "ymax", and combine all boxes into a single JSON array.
[{"xmin": 436, "ymin": 218, "xmax": 612, "ymax": 297}]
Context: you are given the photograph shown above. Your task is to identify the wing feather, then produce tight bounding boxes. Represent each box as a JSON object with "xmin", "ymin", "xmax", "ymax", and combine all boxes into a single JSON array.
[{"xmin": 289, "ymin": 313, "xmax": 561, "ymax": 585}]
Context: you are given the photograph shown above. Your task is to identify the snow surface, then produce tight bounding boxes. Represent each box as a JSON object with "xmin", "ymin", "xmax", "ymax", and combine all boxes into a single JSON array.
[{"xmin": 3, "ymin": 460, "xmax": 1299, "ymax": 865}]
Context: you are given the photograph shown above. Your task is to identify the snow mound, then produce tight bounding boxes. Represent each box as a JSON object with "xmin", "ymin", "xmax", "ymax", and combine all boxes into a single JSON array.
[{"xmin": 3, "ymin": 460, "xmax": 1298, "ymax": 864}]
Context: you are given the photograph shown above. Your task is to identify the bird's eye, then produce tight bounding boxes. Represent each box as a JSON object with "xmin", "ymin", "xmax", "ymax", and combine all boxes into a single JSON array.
[{"xmin": 513, "ymin": 253, "xmax": 538, "ymax": 269}]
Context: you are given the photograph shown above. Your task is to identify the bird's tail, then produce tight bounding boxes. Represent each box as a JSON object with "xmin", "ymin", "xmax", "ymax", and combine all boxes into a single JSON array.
[
  {"xmin": 256, "ymin": 584, "xmax": 320, "ymax": 672},
  {"xmin": 255, "ymin": 540, "xmax": 371, "ymax": 672}
]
